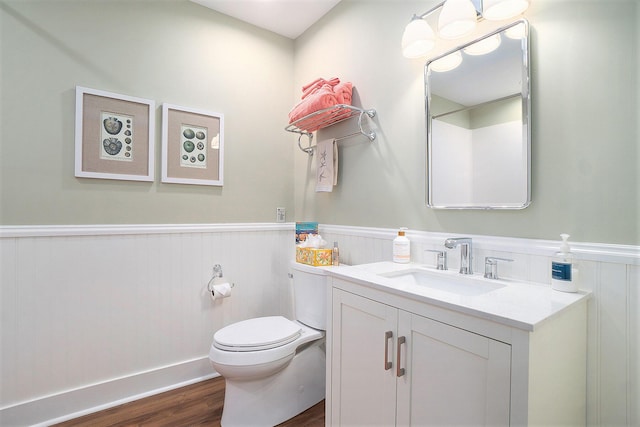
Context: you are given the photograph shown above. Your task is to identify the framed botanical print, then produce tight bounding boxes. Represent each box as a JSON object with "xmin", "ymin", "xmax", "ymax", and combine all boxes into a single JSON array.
[
  {"xmin": 74, "ymin": 86, "xmax": 155, "ymax": 181},
  {"xmin": 161, "ymin": 103, "xmax": 224, "ymax": 186}
]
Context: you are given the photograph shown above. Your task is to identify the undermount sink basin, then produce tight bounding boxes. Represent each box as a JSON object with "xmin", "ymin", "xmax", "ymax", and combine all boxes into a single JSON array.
[{"xmin": 379, "ymin": 268, "xmax": 506, "ymax": 296}]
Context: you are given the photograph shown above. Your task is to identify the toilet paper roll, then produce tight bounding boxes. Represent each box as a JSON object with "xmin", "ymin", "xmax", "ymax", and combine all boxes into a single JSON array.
[{"xmin": 210, "ymin": 282, "xmax": 232, "ymax": 301}]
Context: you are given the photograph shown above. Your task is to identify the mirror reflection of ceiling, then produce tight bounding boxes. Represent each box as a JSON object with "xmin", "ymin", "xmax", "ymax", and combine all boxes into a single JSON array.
[{"xmin": 429, "ymin": 33, "xmax": 523, "ymax": 106}]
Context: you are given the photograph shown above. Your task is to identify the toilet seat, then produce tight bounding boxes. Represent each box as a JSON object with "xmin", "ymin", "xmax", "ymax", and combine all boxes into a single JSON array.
[
  {"xmin": 210, "ymin": 320, "xmax": 324, "ymax": 367},
  {"xmin": 214, "ymin": 316, "xmax": 302, "ymax": 352}
]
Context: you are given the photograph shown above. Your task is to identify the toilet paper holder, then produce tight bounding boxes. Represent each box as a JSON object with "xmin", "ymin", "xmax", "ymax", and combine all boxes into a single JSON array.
[
  {"xmin": 212, "ymin": 264, "xmax": 224, "ymax": 278},
  {"xmin": 207, "ymin": 264, "xmax": 235, "ymax": 297}
]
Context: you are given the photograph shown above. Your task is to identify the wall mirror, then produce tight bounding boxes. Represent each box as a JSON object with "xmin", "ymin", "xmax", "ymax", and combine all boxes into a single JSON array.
[{"xmin": 425, "ymin": 19, "xmax": 530, "ymax": 209}]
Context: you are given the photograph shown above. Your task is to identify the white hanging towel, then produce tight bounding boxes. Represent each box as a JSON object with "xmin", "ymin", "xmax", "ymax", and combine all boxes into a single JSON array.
[{"xmin": 316, "ymin": 139, "xmax": 338, "ymax": 192}]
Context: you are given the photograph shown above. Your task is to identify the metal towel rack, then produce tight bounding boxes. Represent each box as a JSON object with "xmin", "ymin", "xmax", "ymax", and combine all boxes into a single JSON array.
[{"xmin": 285, "ymin": 104, "xmax": 376, "ymax": 155}]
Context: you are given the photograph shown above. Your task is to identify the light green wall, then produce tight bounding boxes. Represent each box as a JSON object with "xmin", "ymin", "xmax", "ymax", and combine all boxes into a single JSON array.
[
  {"xmin": 469, "ymin": 96, "xmax": 521, "ymax": 129},
  {"xmin": 1, "ymin": 0, "xmax": 638, "ymax": 245},
  {"xmin": 294, "ymin": 0, "xmax": 639, "ymax": 245},
  {"xmin": 431, "ymin": 94, "xmax": 520, "ymax": 128},
  {"xmin": 431, "ymin": 95, "xmax": 470, "ymax": 128},
  {"xmin": 0, "ymin": 0, "xmax": 295, "ymax": 225}
]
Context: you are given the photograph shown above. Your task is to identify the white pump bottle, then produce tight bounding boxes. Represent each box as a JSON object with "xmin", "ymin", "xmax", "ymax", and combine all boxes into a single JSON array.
[
  {"xmin": 551, "ymin": 234, "xmax": 578, "ymax": 292},
  {"xmin": 393, "ymin": 228, "xmax": 410, "ymax": 263}
]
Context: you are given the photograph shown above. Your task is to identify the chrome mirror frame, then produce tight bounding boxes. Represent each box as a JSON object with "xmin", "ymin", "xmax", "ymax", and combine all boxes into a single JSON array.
[{"xmin": 425, "ymin": 19, "xmax": 531, "ymax": 210}]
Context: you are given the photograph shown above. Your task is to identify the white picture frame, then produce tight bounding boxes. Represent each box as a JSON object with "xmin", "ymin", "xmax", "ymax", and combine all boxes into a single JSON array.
[
  {"xmin": 161, "ymin": 103, "xmax": 224, "ymax": 186},
  {"xmin": 74, "ymin": 86, "xmax": 155, "ymax": 182}
]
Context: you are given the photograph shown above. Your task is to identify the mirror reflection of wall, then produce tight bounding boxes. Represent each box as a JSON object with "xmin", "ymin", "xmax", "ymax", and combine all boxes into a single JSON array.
[{"xmin": 426, "ymin": 20, "xmax": 530, "ymax": 209}]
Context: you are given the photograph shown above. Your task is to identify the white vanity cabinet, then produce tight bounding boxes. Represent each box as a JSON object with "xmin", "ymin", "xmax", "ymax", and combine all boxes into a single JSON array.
[
  {"xmin": 330, "ymin": 288, "xmax": 511, "ymax": 426},
  {"xmin": 327, "ymin": 273, "xmax": 588, "ymax": 426}
]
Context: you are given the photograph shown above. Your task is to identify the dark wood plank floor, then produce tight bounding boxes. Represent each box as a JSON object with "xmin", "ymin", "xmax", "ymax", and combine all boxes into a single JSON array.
[{"xmin": 53, "ymin": 376, "xmax": 325, "ymax": 427}]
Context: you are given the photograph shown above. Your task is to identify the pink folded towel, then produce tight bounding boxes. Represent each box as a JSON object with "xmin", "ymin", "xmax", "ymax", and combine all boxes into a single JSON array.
[
  {"xmin": 333, "ymin": 81, "xmax": 353, "ymax": 105},
  {"xmin": 294, "ymin": 109, "xmax": 334, "ymax": 132},
  {"xmin": 289, "ymin": 85, "xmax": 338, "ymax": 124},
  {"xmin": 302, "ymin": 77, "xmax": 340, "ymax": 99},
  {"xmin": 292, "ymin": 106, "xmax": 352, "ymax": 132},
  {"xmin": 288, "ymin": 77, "xmax": 355, "ymax": 131}
]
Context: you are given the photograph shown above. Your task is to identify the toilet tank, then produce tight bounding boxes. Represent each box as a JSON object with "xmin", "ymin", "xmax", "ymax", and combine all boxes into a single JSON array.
[{"xmin": 290, "ymin": 262, "xmax": 329, "ymax": 330}]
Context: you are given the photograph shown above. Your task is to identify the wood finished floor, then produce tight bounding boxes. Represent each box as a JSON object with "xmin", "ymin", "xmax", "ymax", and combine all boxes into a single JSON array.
[{"xmin": 53, "ymin": 376, "xmax": 325, "ymax": 427}]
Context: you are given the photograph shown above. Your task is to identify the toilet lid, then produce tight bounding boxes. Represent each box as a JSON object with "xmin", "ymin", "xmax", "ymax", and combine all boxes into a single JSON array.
[{"xmin": 213, "ymin": 316, "xmax": 302, "ymax": 352}]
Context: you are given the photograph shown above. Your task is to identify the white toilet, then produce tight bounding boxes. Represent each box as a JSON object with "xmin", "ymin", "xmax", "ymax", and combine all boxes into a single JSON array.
[{"xmin": 209, "ymin": 262, "xmax": 328, "ymax": 426}]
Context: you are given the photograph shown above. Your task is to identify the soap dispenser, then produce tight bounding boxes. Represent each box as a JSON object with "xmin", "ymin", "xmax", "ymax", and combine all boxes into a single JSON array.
[
  {"xmin": 393, "ymin": 228, "xmax": 410, "ymax": 264},
  {"xmin": 551, "ymin": 233, "xmax": 578, "ymax": 292},
  {"xmin": 332, "ymin": 241, "xmax": 340, "ymax": 266}
]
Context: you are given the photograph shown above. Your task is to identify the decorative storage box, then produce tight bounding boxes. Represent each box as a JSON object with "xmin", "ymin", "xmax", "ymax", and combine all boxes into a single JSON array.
[{"xmin": 296, "ymin": 246, "xmax": 333, "ymax": 266}]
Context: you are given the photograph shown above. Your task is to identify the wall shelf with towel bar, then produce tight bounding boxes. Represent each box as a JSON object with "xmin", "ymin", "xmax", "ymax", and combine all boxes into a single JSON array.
[{"xmin": 285, "ymin": 104, "xmax": 376, "ymax": 155}]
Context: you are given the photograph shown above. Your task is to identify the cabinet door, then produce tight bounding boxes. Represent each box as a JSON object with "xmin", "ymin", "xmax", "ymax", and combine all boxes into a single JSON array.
[
  {"xmin": 331, "ymin": 289, "xmax": 398, "ymax": 426},
  {"xmin": 396, "ymin": 311, "xmax": 511, "ymax": 426}
]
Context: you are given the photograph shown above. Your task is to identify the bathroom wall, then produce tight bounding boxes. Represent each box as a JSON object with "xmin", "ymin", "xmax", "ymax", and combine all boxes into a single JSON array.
[
  {"xmin": 0, "ymin": 0, "xmax": 294, "ymax": 225},
  {"xmin": 431, "ymin": 119, "xmax": 524, "ymax": 206},
  {"xmin": 0, "ymin": 224, "xmax": 295, "ymax": 425},
  {"xmin": 293, "ymin": 0, "xmax": 639, "ymax": 246},
  {"xmin": 431, "ymin": 120, "xmax": 472, "ymax": 204}
]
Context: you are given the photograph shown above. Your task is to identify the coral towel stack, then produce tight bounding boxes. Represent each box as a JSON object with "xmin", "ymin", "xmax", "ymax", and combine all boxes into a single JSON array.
[{"xmin": 288, "ymin": 77, "xmax": 353, "ymax": 132}]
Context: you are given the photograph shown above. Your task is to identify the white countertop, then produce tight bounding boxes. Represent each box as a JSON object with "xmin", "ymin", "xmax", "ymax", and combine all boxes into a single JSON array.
[{"xmin": 326, "ymin": 262, "xmax": 590, "ymax": 331}]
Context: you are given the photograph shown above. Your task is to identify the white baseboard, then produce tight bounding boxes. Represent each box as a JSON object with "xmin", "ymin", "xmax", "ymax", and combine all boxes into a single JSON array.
[{"xmin": 0, "ymin": 357, "xmax": 219, "ymax": 427}]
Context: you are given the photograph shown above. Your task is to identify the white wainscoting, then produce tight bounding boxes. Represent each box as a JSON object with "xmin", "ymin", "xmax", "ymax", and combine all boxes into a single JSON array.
[
  {"xmin": 320, "ymin": 225, "xmax": 639, "ymax": 427},
  {"xmin": 0, "ymin": 224, "xmax": 295, "ymax": 426},
  {"xmin": 1, "ymin": 223, "xmax": 638, "ymax": 426}
]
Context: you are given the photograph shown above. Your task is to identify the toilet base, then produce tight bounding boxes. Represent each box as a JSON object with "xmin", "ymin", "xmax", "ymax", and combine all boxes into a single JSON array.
[{"xmin": 220, "ymin": 339, "xmax": 325, "ymax": 427}]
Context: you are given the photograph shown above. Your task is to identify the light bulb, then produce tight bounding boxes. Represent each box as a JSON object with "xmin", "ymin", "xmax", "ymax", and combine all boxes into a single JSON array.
[
  {"xmin": 505, "ymin": 22, "xmax": 526, "ymax": 39},
  {"xmin": 402, "ymin": 17, "xmax": 436, "ymax": 58},
  {"xmin": 482, "ymin": 0, "xmax": 530, "ymax": 21},
  {"xmin": 430, "ymin": 51, "xmax": 463, "ymax": 72},
  {"xmin": 438, "ymin": 0, "xmax": 478, "ymax": 40},
  {"xmin": 463, "ymin": 34, "xmax": 501, "ymax": 55}
]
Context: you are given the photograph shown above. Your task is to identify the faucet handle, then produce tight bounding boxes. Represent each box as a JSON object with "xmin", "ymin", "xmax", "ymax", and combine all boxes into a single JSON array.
[
  {"xmin": 484, "ymin": 257, "xmax": 513, "ymax": 279},
  {"xmin": 424, "ymin": 249, "xmax": 448, "ymax": 270}
]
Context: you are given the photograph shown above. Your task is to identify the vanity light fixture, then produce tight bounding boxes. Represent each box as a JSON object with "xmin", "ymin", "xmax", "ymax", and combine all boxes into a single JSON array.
[
  {"xmin": 482, "ymin": 0, "xmax": 530, "ymax": 20},
  {"xmin": 430, "ymin": 51, "xmax": 463, "ymax": 72},
  {"xmin": 463, "ymin": 33, "xmax": 501, "ymax": 55},
  {"xmin": 505, "ymin": 22, "xmax": 526, "ymax": 39},
  {"xmin": 438, "ymin": 0, "xmax": 478, "ymax": 39},
  {"xmin": 402, "ymin": 15, "xmax": 436, "ymax": 58},
  {"xmin": 402, "ymin": 0, "xmax": 530, "ymax": 58}
]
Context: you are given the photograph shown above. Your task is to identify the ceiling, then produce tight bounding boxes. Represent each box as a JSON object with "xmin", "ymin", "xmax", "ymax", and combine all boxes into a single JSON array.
[{"xmin": 190, "ymin": 0, "xmax": 342, "ymax": 39}]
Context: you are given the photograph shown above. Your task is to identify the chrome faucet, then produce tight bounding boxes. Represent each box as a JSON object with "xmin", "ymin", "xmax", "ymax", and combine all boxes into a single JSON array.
[{"xmin": 444, "ymin": 237, "xmax": 473, "ymax": 274}]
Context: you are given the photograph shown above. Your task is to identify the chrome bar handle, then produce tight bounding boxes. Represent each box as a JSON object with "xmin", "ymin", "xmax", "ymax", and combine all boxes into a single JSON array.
[
  {"xmin": 384, "ymin": 331, "xmax": 393, "ymax": 370},
  {"xmin": 396, "ymin": 336, "xmax": 406, "ymax": 377},
  {"xmin": 484, "ymin": 257, "xmax": 514, "ymax": 279},
  {"xmin": 358, "ymin": 109, "xmax": 377, "ymax": 141},
  {"xmin": 297, "ymin": 133, "xmax": 314, "ymax": 155},
  {"xmin": 424, "ymin": 249, "xmax": 448, "ymax": 270}
]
